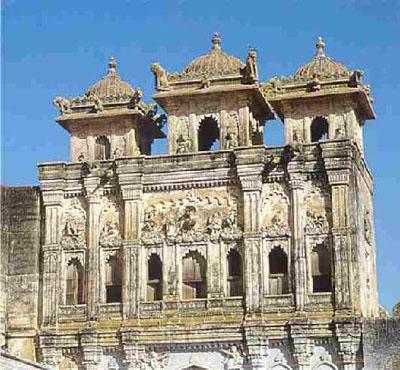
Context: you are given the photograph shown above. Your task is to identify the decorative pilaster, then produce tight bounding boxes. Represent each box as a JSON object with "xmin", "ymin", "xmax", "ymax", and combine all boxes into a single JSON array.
[
  {"xmin": 287, "ymin": 167, "xmax": 307, "ymax": 311},
  {"xmin": 236, "ymin": 148, "xmax": 265, "ymax": 314},
  {"xmin": 84, "ymin": 176, "xmax": 102, "ymax": 321},
  {"xmin": 39, "ymin": 332, "xmax": 63, "ymax": 369},
  {"xmin": 41, "ymin": 347, "xmax": 63, "ymax": 369},
  {"xmin": 119, "ymin": 172, "xmax": 144, "ymax": 318},
  {"xmin": 244, "ymin": 326, "xmax": 268, "ymax": 369},
  {"xmin": 42, "ymin": 190, "xmax": 63, "ymax": 326},
  {"xmin": 81, "ymin": 330, "xmax": 102, "ymax": 370},
  {"xmin": 335, "ymin": 319, "xmax": 362, "ymax": 370},
  {"xmin": 289, "ymin": 320, "xmax": 314, "ymax": 370},
  {"xmin": 326, "ymin": 167, "xmax": 353, "ymax": 311},
  {"xmin": 238, "ymin": 171, "xmax": 263, "ymax": 314},
  {"xmin": 121, "ymin": 330, "xmax": 144, "ymax": 370}
]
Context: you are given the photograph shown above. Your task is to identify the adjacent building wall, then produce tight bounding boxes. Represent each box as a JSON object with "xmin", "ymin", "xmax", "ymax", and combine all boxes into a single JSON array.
[{"xmin": 0, "ymin": 186, "xmax": 41, "ymax": 361}]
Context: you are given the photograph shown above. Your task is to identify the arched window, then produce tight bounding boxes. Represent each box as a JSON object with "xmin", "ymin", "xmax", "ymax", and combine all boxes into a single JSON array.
[
  {"xmin": 182, "ymin": 251, "xmax": 206, "ymax": 299},
  {"xmin": 268, "ymin": 246, "xmax": 288, "ymax": 295},
  {"xmin": 95, "ymin": 135, "xmax": 111, "ymax": 160},
  {"xmin": 311, "ymin": 117, "xmax": 329, "ymax": 142},
  {"xmin": 311, "ymin": 243, "xmax": 332, "ymax": 293},
  {"xmin": 66, "ymin": 259, "xmax": 85, "ymax": 305},
  {"xmin": 147, "ymin": 254, "xmax": 163, "ymax": 301},
  {"xmin": 198, "ymin": 117, "xmax": 220, "ymax": 151},
  {"xmin": 105, "ymin": 255, "xmax": 122, "ymax": 303},
  {"xmin": 227, "ymin": 250, "xmax": 243, "ymax": 296}
]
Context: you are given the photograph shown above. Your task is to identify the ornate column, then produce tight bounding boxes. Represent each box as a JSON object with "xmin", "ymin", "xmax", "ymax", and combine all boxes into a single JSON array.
[
  {"xmin": 42, "ymin": 190, "xmax": 63, "ymax": 326},
  {"xmin": 118, "ymin": 172, "xmax": 143, "ymax": 319},
  {"xmin": 84, "ymin": 176, "xmax": 102, "ymax": 321},
  {"xmin": 287, "ymin": 161, "xmax": 307, "ymax": 311}
]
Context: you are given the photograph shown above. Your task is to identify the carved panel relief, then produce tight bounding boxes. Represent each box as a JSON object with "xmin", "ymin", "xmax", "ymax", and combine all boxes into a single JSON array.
[
  {"xmin": 99, "ymin": 196, "xmax": 122, "ymax": 248},
  {"xmin": 261, "ymin": 182, "xmax": 290, "ymax": 237},
  {"xmin": 142, "ymin": 188, "xmax": 241, "ymax": 245},
  {"xmin": 304, "ymin": 179, "xmax": 331, "ymax": 235},
  {"xmin": 60, "ymin": 197, "xmax": 86, "ymax": 250}
]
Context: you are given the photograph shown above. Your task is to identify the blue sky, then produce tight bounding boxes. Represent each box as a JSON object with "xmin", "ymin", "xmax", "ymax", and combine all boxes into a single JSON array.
[{"xmin": 2, "ymin": 0, "xmax": 399, "ymax": 311}]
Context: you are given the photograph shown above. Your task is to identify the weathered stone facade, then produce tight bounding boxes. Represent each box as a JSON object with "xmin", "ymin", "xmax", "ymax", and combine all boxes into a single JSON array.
[{"xmin": 1, "ymin": 35, "xmax": 398, "ymax": 369}]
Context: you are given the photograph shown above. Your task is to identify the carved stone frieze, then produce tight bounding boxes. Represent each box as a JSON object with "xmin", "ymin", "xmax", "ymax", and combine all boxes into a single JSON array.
[
  {"xmin": 141, "ymin": 189, "xmax": 241, "ymax": 244},
  {"xmin": 60, "ymin": 197, "xmax": 86, "ymax": 250}
]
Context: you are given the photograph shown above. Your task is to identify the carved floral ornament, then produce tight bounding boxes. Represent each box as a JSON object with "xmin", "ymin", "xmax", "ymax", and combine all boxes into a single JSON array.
[
  {"xmin": 60, "ymin": 198, "xmax": 86, "ymax": 250},
  {"xmin": 141, "ymin": 190, "xmax": 242, "ymax": 245}
]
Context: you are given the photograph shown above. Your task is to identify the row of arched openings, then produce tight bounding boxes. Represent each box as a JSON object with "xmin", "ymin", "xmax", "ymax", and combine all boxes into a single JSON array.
[
  {"xmin": 65, "ymin": 244, "xmax": 332, "ymax": 305},
  {"xmin": 146, "ymin": 250, "xmax": 243, "ymax": 301},
  {"xmin": 197, "ymin": 116, "xmax": 331, "ymax": 153}
]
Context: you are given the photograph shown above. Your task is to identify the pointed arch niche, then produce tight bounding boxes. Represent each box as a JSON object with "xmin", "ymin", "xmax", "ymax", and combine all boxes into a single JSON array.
[
  {"xmin": 227, "ymin": 249, "xmax": 243, "ymax": 297},
  {"xmin": 268, "ymin": 246, "xmax": 289, "ymax": 295},
  {"xmin": 181, "ymin": 251, "xmax": 207, "ymax": 299},
  {"xmin": 310, "ymin": 116, "xmax": 329, "ymax": 142},
  {"xmin": 147, "ymin": 253, "xmax": 163, "ymax": 301},
  {"xmin": 198, "ymin": 116, "xmax": 220, "ymax": 151},
  {"xmin": 66, "ymin": 258, "xmax": 85, "ymax": 305}
]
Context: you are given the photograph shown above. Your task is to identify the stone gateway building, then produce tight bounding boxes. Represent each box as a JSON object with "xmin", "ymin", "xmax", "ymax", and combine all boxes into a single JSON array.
[{"xmin": 1, "ymin": 34, "xmax": 398, "ymax": 369}]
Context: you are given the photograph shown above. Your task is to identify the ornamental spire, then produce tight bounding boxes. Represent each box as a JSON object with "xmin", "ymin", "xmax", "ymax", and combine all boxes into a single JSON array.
[
  {"xmin": 107, "ymin": 57, "xmax": 117, "ymax": 76},
  {"xmin": 211, "ymin": 33, "xmax": 222, "ymax": 51},
  {"xmin": 316, "ymin": 36, "xmax": 326, "ymax": 57}
]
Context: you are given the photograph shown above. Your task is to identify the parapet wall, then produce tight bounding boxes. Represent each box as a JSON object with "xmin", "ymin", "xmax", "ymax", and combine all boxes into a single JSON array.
[
  {"xmin": 0, "ymin": 186, "xmax": 42, "ymax": 361},
  {"xmin": 363, "ymin": 318, "xmax": 400, "ymax": 370}
]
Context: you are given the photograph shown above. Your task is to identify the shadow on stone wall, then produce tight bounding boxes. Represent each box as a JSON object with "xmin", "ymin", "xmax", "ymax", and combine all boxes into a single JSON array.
[{"xmin": 363, "ymin": 318, "xmax": 400, "ymax": 370}]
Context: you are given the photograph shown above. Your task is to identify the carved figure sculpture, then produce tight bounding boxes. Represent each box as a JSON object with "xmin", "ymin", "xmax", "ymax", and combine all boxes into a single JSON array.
[
  {"xmin": 88, "ymin": 94, "xmax": 104, "ymax": 113},
  {"xmin": 200, "ymin": 74, "xmax": 211, "ymax": 89},
  {"xmin": 289, "ymin": 131, "xmax": 304, "ymax": 156},
  {"xmin": 178, "ymin": 205, "xmax": 197, "ymax": 233},
  {"xmin": 349, "ymin": 69, "xmax": 363, "ymax": 87},
  {"xmin": 334, "ymin": 127, "xmax": 346, "ymax": 139},
  {"xmin": 222, "ymin": 209, "xmax": 237, "ymax": 231},
  {"xmin": 226, "ymin": 132, "xmax": 239, "ymax": 149},
  {"xmin": 53, "ymin": 96, "xmax": 71, "ymax": 114},
  {"xmin": 140, "ymin": 351, "xmax": 168, "ymax": 370},
  {"xmin": 220, "ymin": 345, "xmax": 243, "ymax": 369},
  {"xmin": 176, "ymin": 134, "xmax": 192, "ymax": 154},
  {"xmin": 308, "ymin": 73, "xmax": 321, "ymax": 91},
  {"xmin": 243, "ymin": 49, "xmax": 258, "ymax": 83},
  {"xmin": 151, "ymin": 63, "xmax": 170, "ymax": 91},
  {"xmin": 99, "ymin": 221, "xmax": 122, "ymax": 247},
  {"xmin": 206, "ymin": 211, "xmax": 222, "ymax": 238}
]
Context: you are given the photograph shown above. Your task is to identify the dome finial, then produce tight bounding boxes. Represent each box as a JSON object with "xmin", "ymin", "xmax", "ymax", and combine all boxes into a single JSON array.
[
  {"xmin": 211, "ymin": 33, "xmax": 222, "ymax": 51},
  {"xmin": 316, "ymin": 37, "xmax": 326, "ymax": 57},
  {"xmin": 108, "ymin": 57, "xmax": 117, "ymax": 75}
]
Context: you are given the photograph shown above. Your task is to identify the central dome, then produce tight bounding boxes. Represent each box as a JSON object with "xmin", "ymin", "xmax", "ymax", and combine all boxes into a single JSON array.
[
  {"xmin": 86, "ymin": 57, "xmax": 134, "ymax": 100},
  {"xmin": 182, "ymin": 33, "xmax": 245, "ymax": 79}
]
